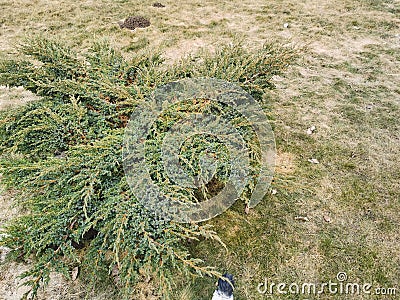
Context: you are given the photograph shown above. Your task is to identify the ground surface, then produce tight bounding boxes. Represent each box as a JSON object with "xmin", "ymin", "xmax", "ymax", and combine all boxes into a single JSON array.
[{"xmin": 0, "ymin": 0, "xmax": 399, "ymax": 299}]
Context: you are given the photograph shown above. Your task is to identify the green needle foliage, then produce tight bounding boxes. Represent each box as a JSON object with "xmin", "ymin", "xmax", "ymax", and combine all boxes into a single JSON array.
[{"xmin": 0, "ymin": 37, "xmax": 296, "ymax": 299}]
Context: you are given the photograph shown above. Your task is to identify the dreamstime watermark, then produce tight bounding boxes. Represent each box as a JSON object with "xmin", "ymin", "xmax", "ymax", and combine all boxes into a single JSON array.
[
  {"xmin": 257, "ymin": 272, "xmax": 397, "ymax": 297},
  {"xmin": 122, "ymin": 78, "xmax": 275, "ymax": 223}
]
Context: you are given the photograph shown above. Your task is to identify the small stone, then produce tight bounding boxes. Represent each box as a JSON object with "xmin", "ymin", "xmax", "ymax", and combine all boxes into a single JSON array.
[{"xmin": 323, "ymin": 215, "xmax": 331, "ymax": 223}]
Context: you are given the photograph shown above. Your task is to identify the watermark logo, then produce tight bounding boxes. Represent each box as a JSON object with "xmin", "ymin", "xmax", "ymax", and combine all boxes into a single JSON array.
[
  {"xmin": 122, "ymin": 78, "xmax": 275, "ymax": 223},
  {"xmin": 257, "ymin": 272, "xmax": 397, "ymax": 296}
]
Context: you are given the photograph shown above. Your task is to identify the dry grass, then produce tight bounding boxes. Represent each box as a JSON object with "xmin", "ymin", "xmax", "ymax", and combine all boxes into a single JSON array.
[{"xmin": 1, "ymin": 0, "xmax": 399, "ymax": 299}]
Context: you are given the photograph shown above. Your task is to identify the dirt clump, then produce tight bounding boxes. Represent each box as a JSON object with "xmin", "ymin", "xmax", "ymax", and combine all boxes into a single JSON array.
[
  {"xmin": 152, "ymin": 2, "xmax": 165, "ymax": 8},
  {"xmin": 119, "ymin": 16, "xmax": 150, "ymax": 30}
]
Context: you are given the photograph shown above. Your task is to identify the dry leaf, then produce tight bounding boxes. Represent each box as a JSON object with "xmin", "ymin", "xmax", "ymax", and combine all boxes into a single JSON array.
[
  {"xmin": 308, "ymin": 158, "xmax": 319, "ymax": 164},
  {"xmin": 307, "ymin": 125, "xmax": 316, "ymax": 135},
  {"xmin": 295, "ymin": 216, "xmax": 309, "ymax": 222},
  {"xmin": 71, "ymin": 266, "xmax": 79, "ymax": 281},
  {"xmin": 323, "ymin": 215, "xmax": 331, "ymax": 223}
]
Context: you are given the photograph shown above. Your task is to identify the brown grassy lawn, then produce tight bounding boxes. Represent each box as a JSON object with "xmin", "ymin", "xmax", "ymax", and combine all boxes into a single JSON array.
[{"xmin": 1, "ymin": 0, "xmax": 399, "ymax": 299}]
